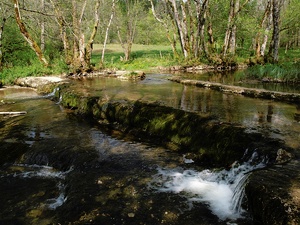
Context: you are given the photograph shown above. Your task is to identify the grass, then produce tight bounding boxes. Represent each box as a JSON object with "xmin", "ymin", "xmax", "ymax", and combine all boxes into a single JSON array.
[
  {"xmin": 0, "ymin": 57, "xmax": 68, "ymax": 85},
  {"xmin": 243, "ymin": 48, "xmax": 300, "ymax": 81},
  {"xmin": 1, "ymin": 43, "xmax": 300, "ymax": 85},
  {"xmin": 244, "ymin": 61, "xmax": 300, "ymax": 81},
  {"xmin": 91, "ymin": 44, "xmax": 178, "ymax": 71}
]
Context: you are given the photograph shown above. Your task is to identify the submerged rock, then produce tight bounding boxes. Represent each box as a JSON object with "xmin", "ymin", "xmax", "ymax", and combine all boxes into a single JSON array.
[{"xmin": 246, "ymin": 160, "xmax": 300, "ymax": 225}]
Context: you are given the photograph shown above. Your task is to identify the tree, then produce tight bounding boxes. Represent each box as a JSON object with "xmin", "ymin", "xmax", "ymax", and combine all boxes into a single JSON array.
[
  {"xmin": 12, "ymin": 0, "xmax": 49, "ymax": 66},
  {"xmin": 150, "ymin": 0, "xmax": 211, "ymax": 60},
  {"xmin": 222, "ymin": 0, "xmax": 250, "ymax": 57},
  {"xmin": 49, "ymin": 0, "xmax": 100, "ymax": 72},
  {"xmin": 149, "ymin": 0, "xmax": 180, "ymax": 58},
  {"xmin": 255, "ymin": 0, "xmax": 272, "ymax": 59},
  {"xmin": 101, "ymin": 0, "xmax": 116, "ymax": 66},
  {"xmin": 116, "ymin": 0, "xmax": 145, "ymax": 61},
  {"xmin": 0, "ymin": 1, "xmax": 11, "ymax": 68},
  {"xmin": 268, "ymin": 0, "xmax": 281, "ymax": 62},
  {"xmin": 280, "ymin": 0, "xmax": 300, "ymax": 50}
]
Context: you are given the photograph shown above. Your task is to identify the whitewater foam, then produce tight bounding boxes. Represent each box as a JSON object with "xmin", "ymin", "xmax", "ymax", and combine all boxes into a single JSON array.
[
  {"xmin": 149, "ymin": 152, "xmax": 266, "ymax": 221},
  {"xmin": 3, "ymin": 164, "xmax": 72, "ymax": 210}
]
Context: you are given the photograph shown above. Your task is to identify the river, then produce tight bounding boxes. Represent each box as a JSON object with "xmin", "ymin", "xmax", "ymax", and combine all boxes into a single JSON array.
[{"xmin": 0, "ymin": 73, "xmax": 299, "ymax": 224}]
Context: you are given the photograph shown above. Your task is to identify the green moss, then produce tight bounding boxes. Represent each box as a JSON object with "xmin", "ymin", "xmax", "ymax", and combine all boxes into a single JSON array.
[{"xmin": 52, "ymin": 85, "xmax": 281, "ymax": 167}]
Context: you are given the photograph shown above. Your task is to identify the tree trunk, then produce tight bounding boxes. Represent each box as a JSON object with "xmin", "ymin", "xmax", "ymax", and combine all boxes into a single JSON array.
[
  {"xmin": 0, "ymin": 17, "xmax": 6, "ymax": 68},
  {"xmin": 101, "ymin": 0, "xmax": 116, "ymax": 65},
  {"xmin": 85, "ymin": 0, "xmax": 100, "ymax": 69},
  {"xmin": 50, "ymin": 0, "xmax": 71, "ymax": 64},
  {"xmin": 72, "ymin": 0, "xmax": 81, "ymax": 70},
  {"xmin": 271, "ymin": 0, "xmax": 280, "ymax": 63},
  {"xmin": 149, "ymin": 0, "xmax": 179, "ymax": 58},
  {"xmin": 195, "ymin": 0, "xmax": 209, "ymax": 57},
  {"xmin": 223, "ymin": 0, "xmax": 249, "ymax": 57},
  {"xmin": 13, "ymin": 0, "xmax": 48, "ymax": 67},
  {"xmin": 229, "ymin": 0, "xmax": 239, "ymax": 54},
  {"xmin": 40, "ymin": 0, "xmax": 45, "ymax": 52},
  {"xmin": 169, "ymin": 0, "xmax": 188, "ymax": 58},
  {"xmin": 261, "ymin": 15, "xmax": 272, "ymax": 57},
  {"xmin": 255, "ymin": 0, "xmax": 272, "ymax": 58},
  {"xmin": 229, "ymin": 24, "xmax": 237, "ymax": 54},
  {"xmin": 223, "ymin": 0, "xmax": 235, "ymax": 57}
]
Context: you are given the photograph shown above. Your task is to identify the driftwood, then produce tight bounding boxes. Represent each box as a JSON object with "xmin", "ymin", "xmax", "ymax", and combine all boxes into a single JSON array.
[{"xmin": 0, "ymin": 111, "xmax": 27, "ymax": 115}]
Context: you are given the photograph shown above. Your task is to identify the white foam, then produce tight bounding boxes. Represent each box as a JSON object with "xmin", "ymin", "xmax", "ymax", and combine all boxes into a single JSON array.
[
  {"xmin": 46, "ymin": 183, "xmax": 67, "ymax": 210},
  {"xmin": 4, "ymin": 164, "xmax": 72, "ymax": 210},
  {"xmin": 149, "ymin": 152, "xmax": 266, "ymax": 221}
]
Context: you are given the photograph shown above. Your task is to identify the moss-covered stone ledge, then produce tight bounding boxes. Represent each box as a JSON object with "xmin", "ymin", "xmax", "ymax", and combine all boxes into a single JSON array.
[
  {"xmin": 169, "ymin": 77, "xmax": 300, "ymax": 103},
  {"xmin": 54, "ymin": 86, "xmax": 288, "ymax": 168}
]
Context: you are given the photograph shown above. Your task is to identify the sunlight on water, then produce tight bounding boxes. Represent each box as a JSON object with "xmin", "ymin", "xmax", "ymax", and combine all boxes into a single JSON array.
[{"xmin": 149, "ymin": 152, "xmax": 266, "ymax": 221}]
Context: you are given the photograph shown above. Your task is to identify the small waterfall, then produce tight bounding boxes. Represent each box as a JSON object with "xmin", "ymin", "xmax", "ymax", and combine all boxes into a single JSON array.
[
  {"xmin": 2, "ymin": 164, "xmax": 72, "ymax": 210},
  {"xmin": 56, "ymin": 94, "xmax": 63, "ymax": 104},
  {"xmin": 231, "ymin": 173, "xmax": 250, "ymax": 214},
  {"xmin": 43, "ymin": 87, "xmax": 63, "ymax": 105},
  {"xmin": 149, "ymin": 152, "xmax": 266, "ymax": 221},
  {"xmin": 45, "ymin": 87, "xmax": 60, "ymax": 98}
]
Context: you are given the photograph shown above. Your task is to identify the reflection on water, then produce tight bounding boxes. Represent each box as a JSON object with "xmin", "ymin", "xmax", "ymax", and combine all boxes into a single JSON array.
[{"xmin": 73, "ymin": 74, "xmax": 300, "ymax": 149}]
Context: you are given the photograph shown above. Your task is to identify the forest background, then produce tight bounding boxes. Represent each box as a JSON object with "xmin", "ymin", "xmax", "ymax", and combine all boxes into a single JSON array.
[{"xmin": 0, "ymin": 0, "xmax": 299, "ymax": 84}]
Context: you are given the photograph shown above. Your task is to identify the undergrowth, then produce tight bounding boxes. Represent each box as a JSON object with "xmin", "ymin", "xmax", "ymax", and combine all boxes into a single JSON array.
[{"xmin": 244, "ymin": 61, "xmax": 300, "ymax": 81}]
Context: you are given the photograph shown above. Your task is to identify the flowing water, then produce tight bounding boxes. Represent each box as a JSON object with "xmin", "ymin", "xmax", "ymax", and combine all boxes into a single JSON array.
[{"xmin": 0, "ymin": 73, "xmax": 299, "ymax": 224}]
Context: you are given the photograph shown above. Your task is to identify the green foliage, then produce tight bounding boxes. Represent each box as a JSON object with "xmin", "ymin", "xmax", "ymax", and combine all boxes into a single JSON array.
[{"xmin": 244, "ymin": 61, "xmax": 300, "ymax": 81}]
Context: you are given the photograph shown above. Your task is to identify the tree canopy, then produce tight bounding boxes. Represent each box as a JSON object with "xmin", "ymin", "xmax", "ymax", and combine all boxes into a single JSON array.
[{"xmin": 0, "ymin": 0, "xmax": 299, "ymax": 73}]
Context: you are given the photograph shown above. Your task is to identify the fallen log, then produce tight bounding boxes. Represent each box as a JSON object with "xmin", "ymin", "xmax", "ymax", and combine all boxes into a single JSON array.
[{"xmin": 0, "ymin": 111, "xmax": 27, "ymax": 115}]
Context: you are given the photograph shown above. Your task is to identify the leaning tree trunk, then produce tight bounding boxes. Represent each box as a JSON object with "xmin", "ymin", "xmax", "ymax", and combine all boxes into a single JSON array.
[
  {"xmin": 101, "ymin": 0, "xmax": 115, "ymax": 65},
  {"xmin": 223, "ymin": 0, "xmax": 235, "ymax": 57},
  {"xmin": 13, "ymin": 0, "xmax": 48, "ymax": 67}
]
